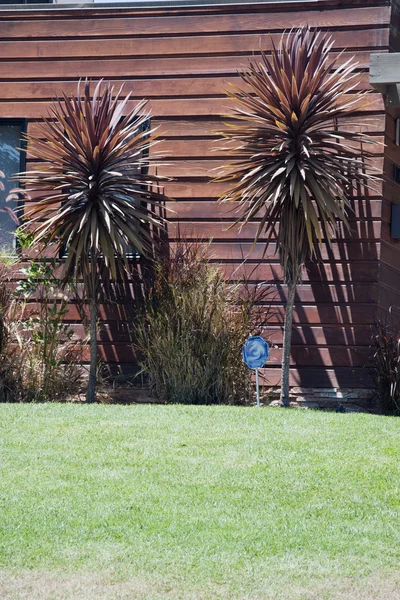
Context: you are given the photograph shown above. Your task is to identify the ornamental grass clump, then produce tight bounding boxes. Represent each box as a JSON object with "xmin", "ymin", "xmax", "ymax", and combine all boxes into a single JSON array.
[
  {"xmin": 217, "ymin": 27, "xmax": 377, "ymax": 406},
  {"xmin": 133, "ymin": 241, "xmax": 274, "ymax": 404}
]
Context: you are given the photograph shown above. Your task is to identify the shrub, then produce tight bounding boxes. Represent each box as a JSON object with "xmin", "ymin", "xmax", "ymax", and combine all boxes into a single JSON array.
[
  {"xmin": 369, "ymin": 312, "xmax": 400, "ymax": 415},
  {"xmin": 132, "ymin": 241, "xmax": 274, "ymax": 404},
  {"xmin": 15, "ymin": 257, "xmax": 82, "ymax": 402},
  {"xmin": 0, "ymin": 255, "xmax": 22, "ymax": 402},
  {"xmin": 0, "ymin": 246, "xmax": 82, "ymax": 402}
]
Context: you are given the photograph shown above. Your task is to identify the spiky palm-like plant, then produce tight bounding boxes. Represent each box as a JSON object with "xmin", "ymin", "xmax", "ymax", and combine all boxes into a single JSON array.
[
  {"xmin": 217, "ymin": 27, "xmax": 376, "ymax": 406},
  {"xmin": 19, "ymin": 80, "xmax": 166, "ymax": 403}
]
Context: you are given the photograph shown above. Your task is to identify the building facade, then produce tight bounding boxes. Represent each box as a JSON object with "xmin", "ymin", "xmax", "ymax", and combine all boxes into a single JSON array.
[{"xmin": 0, "ymin": 0, "xmax": 399, "ymax": 406}]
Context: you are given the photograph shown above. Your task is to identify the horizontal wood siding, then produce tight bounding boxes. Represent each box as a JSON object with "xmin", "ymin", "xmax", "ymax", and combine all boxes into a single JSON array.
[
  {"xmin": 0, "ymin": 0, "xmax": 391, "ymax": 389},
  {"xmin": 378, "ymin": 0, "xmax": 400, "ymax": 323},
  {"xmin": 380, "ymin": 112, "xmax": 400, "ymax": 318}
]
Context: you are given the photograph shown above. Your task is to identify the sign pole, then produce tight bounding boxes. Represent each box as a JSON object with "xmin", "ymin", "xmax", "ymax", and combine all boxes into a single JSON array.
[
  {"xmin": 242, "ymin": 335, "xmax": 269, "ymax": 408},
  {"xmin": 255, "ymin": 368, "xmax": 260, "ymax": 407}
]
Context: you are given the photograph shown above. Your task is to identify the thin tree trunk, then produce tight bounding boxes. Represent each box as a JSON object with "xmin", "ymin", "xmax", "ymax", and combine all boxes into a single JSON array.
[
  {"xmin": 280, "ymin": 280, "xmax": 296, "ymax": 407},
  {"xmin": 86, "ymin": 298, "xmax": 98, "ymax": 404}
]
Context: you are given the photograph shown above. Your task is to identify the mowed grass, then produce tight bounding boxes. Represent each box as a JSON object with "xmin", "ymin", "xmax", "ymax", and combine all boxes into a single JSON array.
[{"xmin": 1, "ymin": 405, "xmax": 400, "ymax": 600}]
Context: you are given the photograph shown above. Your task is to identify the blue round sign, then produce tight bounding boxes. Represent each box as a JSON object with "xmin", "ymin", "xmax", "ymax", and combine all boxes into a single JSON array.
[{"xmin": 242, "ymin": 336, "xmax": 269, "ymax": 369}]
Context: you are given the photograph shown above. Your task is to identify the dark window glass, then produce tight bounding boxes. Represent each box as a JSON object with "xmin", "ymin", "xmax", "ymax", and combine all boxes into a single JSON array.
[
  {"xmin": 0, "ymin": 121, "xmax": 26, "ymax": 249},
  {"xmin": 0, "ymin": 1, "xmax": 52, "ymax": 5}
]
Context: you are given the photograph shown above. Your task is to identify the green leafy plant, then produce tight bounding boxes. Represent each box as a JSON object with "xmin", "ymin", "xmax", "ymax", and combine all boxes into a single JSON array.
[
  {"xmin": 216, "ymin": 27, "xmax": 377, "ymax": 406},
  {"xmin": 0, "ymin": 231, "xmax": 82, "ymax": 402},
  {"xmin": 132, "ymin": 240, "xmax": 275, "ymax": 404},
  {"xmin": 0, "ymin": 258, "xmax": 23, "ymax": 402},
  {"xmin": 16, "ymin": 256, "xmax": 80, "ymax": 401},
  {"xmin": 18, "ymin": 80, "xmax": 167, "ymax": 403}
]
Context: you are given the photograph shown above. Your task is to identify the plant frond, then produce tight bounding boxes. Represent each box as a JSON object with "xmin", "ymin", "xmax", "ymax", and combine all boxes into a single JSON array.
[
  {"xmin": 216, "ymin": 27, "xmax": 378, "ymax": 283},
  {"xmin": 19, "ymin": 79, "xmax": 167, "ymax": 295}
]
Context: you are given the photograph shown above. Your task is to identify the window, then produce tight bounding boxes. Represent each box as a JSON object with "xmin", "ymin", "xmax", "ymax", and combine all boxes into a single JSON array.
[
  {"xmin": 0, "ymin": 120, "xmax": 26, "ymax": 249},
  {"xmin": 0, "ymin": 1, "xmax": 52, "ymax": 4}
]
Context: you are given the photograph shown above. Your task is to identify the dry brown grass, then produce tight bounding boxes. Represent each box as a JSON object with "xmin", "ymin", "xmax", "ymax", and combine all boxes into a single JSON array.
[
  {"xmin": 0, "ymin": 571, "xmax": 167, "ymax": 600},
  {"xmin": 1, "ymin": 570, "xmax": 400, "ymax": 600}
]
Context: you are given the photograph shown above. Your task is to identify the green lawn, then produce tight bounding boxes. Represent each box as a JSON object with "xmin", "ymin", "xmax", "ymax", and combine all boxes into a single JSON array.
[{"xmin": 1, "ymin": 404, "xmax": 400, "ymax": 599}]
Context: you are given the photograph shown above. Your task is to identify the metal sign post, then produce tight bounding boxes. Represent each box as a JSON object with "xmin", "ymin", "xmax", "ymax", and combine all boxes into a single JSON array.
[
  {"xmin": 255, "ymin": 367, "xmax": 260, "ymax": 407},
  {"xmin": 242, "ymin": 336, "xmax": 269, "ymax": 407}
]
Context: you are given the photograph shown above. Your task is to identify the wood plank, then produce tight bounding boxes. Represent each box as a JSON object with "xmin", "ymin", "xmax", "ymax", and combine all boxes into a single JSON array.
[
  {"xmin": 166, "ymin": 199, "xmax": 384, "ymax": 219},
  {"xmin": 24, "ymin": 115, "xmax": 386, "ymax": 138},
  {"xmin": 378, "ymin": 262, "xmax": 400, "ymax": 289},
  {"xmin": 379, "ymin": 199, "xmax": 391, "ymax": 222},
  {"xmin": 157, "ymin": 115, "xmax": 387, "ymax": 137},
  {"xmin": 0, "ymin": 29, "xmax": 388, "ymax": 60},
  {"xmin": 382, "ymin": 138, "xmax": 400, "ymax": 165},
  {"xmin": 71, "ymin": 342, "xmax": 371, "ymax": 366},
  {"xmin": 3, "ymin": 95, "xmax": 384, "ymax": 119},
  {"xmin": 383, "ymin": 178, "xmax": 400, "ymax": 206},
  {"xmin": 24, "ymin": 134, "xmax": 384, "ymax": 163},
  {"xmin": 381, "ymin": 221, "xmax": 400, "ymax": 245},
  {"xmin": 379, "ymin": 242, "xmax": 400, "ymax": 270},
  {"xmin": 163, "ymin": 179, "xmax": 385, "ymax": 198},
  {"xmin": 158, "ymin": 137, "xmax": 384, "ymax": 158},
  {"xmin": 202, "ymin": 241, "xmax": 381, "ymax": 261},
  {"xmin": 25, "ymin": 153, "xmax": 385, "ymax": 175},
  {"xmin": 378, "ymin": 283, "xmax": 400, "ymax": 310},
  {"xmin": 167, "ymin": 220, "xmax": 383, "ymax": 241},
  {"xmin": 22, "ymin": 300, "xmax": 376, "ymax": 325},
  {"xmin": 24, "ymin": 180, "xmax": 385, "ymax": 202},
  {"xmin": 20, "ymin": 239, "xmax": 381, "ymax": 263},
  {"xmin": 26, "ymin": 129, "xmax": 384, "ymax": 160},
  {"xmin": 273, "ymin": 304, "xmax": 376, "ymax": 326},
  {"xmin": 2, "ymin": 98, "xmax": 233, "ymax": 119},
  {"xmin": 281, "ymin": 325, "xmax": 373, "ymax": 346},
  {"xmin": 0, "ymin": 78, "xmax": 246, "ymax": 101},
  {"xmin": 386, "ymin": 114, "xmax": 397, "ymax": 140},
  {"xmin": 158, "ymin": 155, "xmax": 385, "ymax": 176},
  {"xmin": 0, "ymin": 51, "xmax": 382, "ymax": 80},
  {"xmin": 380, "ymin": 252, "xmax": 400, "ymax": 308},
  {"xmin": 98, "ymin": 363, "xmax": 372, "ymax": 387},
  {"xmin": 9, "ymin": 260, "xmax": 380, "ymax": 284},
  {"xmin": 272, "ymin": 283, "xmax": 378, "ymax": 304},
  {"xmin": 18, "ymin": 211, "xmax": 384, "ymax": 246},
  {"xmin": 260, "ymin": 366, "xmax": 372, "ymax": 387},
  {"xmin": 0, "ymin": 7, "xmax": 390, "ymax": 39},
  {"xmin": 220, "ymin": 261, "xmax": 380, "ymax": 283},
  {"xmin": 69, "ymin": 322, "xmax": 373, "ymax": 346}
]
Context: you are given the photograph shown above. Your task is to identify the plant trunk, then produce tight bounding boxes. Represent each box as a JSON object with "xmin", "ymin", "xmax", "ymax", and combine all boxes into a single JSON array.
[
  {"xmin": 86, "ymin": 298, "xmax": 98, "ymax": 404},
  {"xmin": 280, "ymin": 280, "xmax": 296, "ymax": 407}
]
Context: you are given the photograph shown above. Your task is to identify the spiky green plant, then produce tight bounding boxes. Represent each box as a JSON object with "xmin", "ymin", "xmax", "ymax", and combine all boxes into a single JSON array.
[
  {"xmin": 217, "ymin": 27, "xmax": 376, "ymax": 406},
  {"xmin": 19, "ymin": 80, "xmax": 166, "ymax": 403}
]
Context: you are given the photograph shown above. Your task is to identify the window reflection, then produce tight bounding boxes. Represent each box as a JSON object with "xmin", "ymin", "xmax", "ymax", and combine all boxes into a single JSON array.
[{"xmin": 0, "ymin": 122, "xmax": 24, "ymax": 249}]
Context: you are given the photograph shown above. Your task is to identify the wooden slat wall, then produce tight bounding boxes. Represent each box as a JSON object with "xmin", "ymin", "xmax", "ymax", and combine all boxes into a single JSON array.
[
  {"xmin": 378, "ymin": 0, "xmax": 400, "ymax": 322},
  {"xmin": 379, "ymin": 106, "xmax": 400, "ymax": 315},
  {"xmin": 0, "ymin": 0, "xmax": 392, "ymax": 388}
]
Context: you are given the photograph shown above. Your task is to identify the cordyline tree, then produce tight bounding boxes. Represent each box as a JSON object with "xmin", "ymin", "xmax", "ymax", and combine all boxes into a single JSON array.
[
  {"xmin": 217, "ymin": 27, "xmax": 376, "ymax": 406},
  {"xmin": 18, "ymin": 80, "xmax": 166, "ymax": 403}
]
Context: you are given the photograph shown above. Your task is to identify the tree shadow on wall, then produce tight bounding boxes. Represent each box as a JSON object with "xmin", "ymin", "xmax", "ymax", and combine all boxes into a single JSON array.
[
  {"xmin": 288, "ymin": 154, "xmax": 380, "ymax": 391},
  {"xmin": 74, "ymin": 199, "xmax": 169, "ymax": 386}
]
